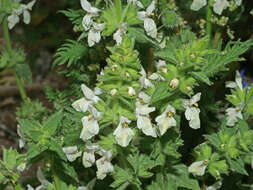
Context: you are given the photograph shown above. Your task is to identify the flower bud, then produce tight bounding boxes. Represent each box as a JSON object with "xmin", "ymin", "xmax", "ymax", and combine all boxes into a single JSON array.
[
  {"xmin": 170, "ymin": 78, "xmax": 179, "ymax": 88},
  {"xmin": 110, "ymin": 89, "xmax": 117, "ymax": 96}
]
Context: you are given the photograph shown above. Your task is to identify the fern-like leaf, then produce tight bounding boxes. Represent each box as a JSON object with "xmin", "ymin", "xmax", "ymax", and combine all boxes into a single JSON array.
[
  {"xmin": 60, "ymin": 9, "xmax": 84, "ymax": 25},
  {"xmin": 203, "ymin": 40, "xmax": 253, "ymax": 77},
  {"xmin": 53, "ymin": 39, "xmax": 87, "ymax": 68}
]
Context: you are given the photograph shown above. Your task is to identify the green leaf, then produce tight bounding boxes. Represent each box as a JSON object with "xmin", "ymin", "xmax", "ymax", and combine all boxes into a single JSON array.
[
  {"xmin": 110, "ymin": 166, "xmax": 132, "ymax": 190},
  {"xmin": 18, "ymin": 119, "xmax": 43, "ymax": 141},
  {"xmin": 227, "ymin": 158, "xmax": 248, "ymax": 175},
  {"xmin": 61, "ymin": 161, "xmax": 79, "ymax": 182},
  {"xmin": 49, "ymin": 139, "xmax": 67, "ymax": 161},
  {"xmin": 60, "ymin": 9, "xmax": 84, "ymax": 25},
  {"xmin": 246, "ymin": 102, "xmax": 253, "ymax": 114},
  {"xmin": 128, "ymin": 27, "xmax": 160, "ymax": 47},
  {"xmin": 150, "ymin": 82, "xmax": 170, "ymax": 104},
  {"xmin": 245, "ymin": 85, "xmax": 253, "ymax": 103},
  {"xmin": 44, "ymin": 112, "xmax": 62, "ymax": 136},
  {"xmin": 15, "ymin": 63, "xmax": 32, "ymax": 85},
  {"xmin": 154, "ymin": 50, "xmax": 178, "ymax": 64},
  {"xmin": 166, "ymin": 164, "xmax": 201, "ymax": 190},
  {"xmin": 191, "ymin": 72, "xmax": 212, "ymax": 85},
  {"xmin": 53, "ymin": 39, "xmax": 87, "ymax": 68},
  {"xmin": 27, "ymin": 143, "xmax": 47, "ymax": 160},
  {"xmin": 127, "ymin": 153, "xmax": 155, "ymax": 178},
  {"xmin": 204, "ymin": 133, "xmax": 221, "ymax": 150}
]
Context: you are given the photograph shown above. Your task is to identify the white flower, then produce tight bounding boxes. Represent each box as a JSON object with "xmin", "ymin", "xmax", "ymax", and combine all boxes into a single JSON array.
[
  {"xmin": 138, "ymin": 91, "xmax": 151, "ymax": 104},
  {"xmin": 128, "ymin": 87, "xmax": 136, "ymax": 96},
  {"xmin": 8, "ymin": 0, "xmax": 36, "ymax": 29},
  {"xmin": 81, "ymin": 0, "xmax": 100, "ymax": 31},
  {"xmin": 88, "ymin": 23, "xmax": 105, "ymax": 47},
  {"xmin": 82, "ymin": 151, "xmax": 95, "ymax": 168},
  {"xmin": 188, "ymin": 160, "xmax": 208, "ymax": 176},
  {"xmin": 62, "ymin": 146, "xmax": 82, "ymax": 162},
  {"xmin": 136, "ymin": 93, "xmax": 157, "ymax": 137},
  {"xmin": 96, "ymin": 158, "xmax": 114, "ymax": 179},
  {"xmin": 206, "ymin": 181, "xmax": 222, "ymax": 190},
  {"xmin": 72, "ymin": 84, "xmax": 100, "ymax": 112},
  {"xmin": 156, "ymin": 59, "xmax": 166, "ymax": 69},
  {"xmin": 155, "ymin": 105, "xmax": 176, "ymax": 135},
  {"xmin": 113, "ymin": 23, "xmax": 127, "ymax": 45},
  {"xmin": 213, "ymin": 0, "xmax": 230, "ymax": 15},
  {"xmin": 17, "ymin": 124, "xmax": 26, "ymax": 149},
  {"xmin": 80, "ymin": 106, "xmax": 102, "ymax": 141},
  {"xmin": 170, "ymin": 78, "xmax": 179, "ymax": 88},
  {"xmin": 225, "ymin": 106, "xmax": 243, "ymax": 126},
  {"xmin": 137, "ymin": 1, "xmax": 157, "ymax": 38},
  {"xmin": 113, "ymin": 116, "xmax": 134, "ymax": 147},
  {"xmin": 78, "ymin": 178, "xmax": 96, "ymax": 190},
  {"xmin": 139, "ymin": 67, "xmax": 154, "ymax": 89},
  {"xmin": 190, "ymin": 0, "xmax": 207, "ymax": 11},
  {"xmin": 127, "ymin": 0, "xmax": 144, "ymax": 8},
  {"xmin": 182, "ymin": 93, "xmax": 201, "ymax": 129},
  {"xmin": 149, "ymin": 72, "xmax": 165, "ymax": 81},
  {"xmin": 96, "ymin": 149, "xmax": 114, "ymax": 179},
  {"xmin": 225, "ymin": 70, "xmax": 243, "ymax": 91},
  {"xmin": 82, "ymin": 142, "xmax": 100, "ymax": 168}
]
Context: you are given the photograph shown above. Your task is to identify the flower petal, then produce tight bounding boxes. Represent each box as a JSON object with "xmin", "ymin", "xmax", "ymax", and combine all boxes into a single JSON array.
[
  {"xmin": 72, "ymin": 97, "xmax": 89, "ymax": 112},
  {"xmin": 82, "ymin": 151, "xmax": 95, "ymax": 167},
  {"xmin": 144, "ymin": 18, "xmax": 157, "ymax": 38},
  {"xmin": 190, "ymin": 0, "xmax": 207, "ymax": 11},
  {"xmin": 188, "ymin": 160, "xmax": 208, "ymax": 176},
  {"xmin": 146, "ymin": 0, "xmax": 155, "ymax": 15},
  {"xmin": 81, "ymin": 0, "xmax": 91, "ymax": 11},
  {"xmin": 7, "ymin": 14, "xmax": 20, "ymax": 29},
  {"xmin": 213, "ymin": 0, "xmax": 230, "ymax": 15}
]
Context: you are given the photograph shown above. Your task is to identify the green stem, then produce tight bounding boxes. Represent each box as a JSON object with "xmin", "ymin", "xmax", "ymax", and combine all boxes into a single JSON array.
[
  {"xmin": 213, "ymin": 29, "xmax": 221, "ymax": 48},
  {"xmin": 53, "ymin": 172, "xmax": 61, "ymax": 190},
  {"xmin": 3, "ymin": 17, "xmax": 28, "ymax": 102},
  {"xmin": 14, "ymin": 184, "xmax": 23, "ymax": 190},
  {"xmin": 206, "ymin": 0, "xmax": 212, "ymax": 40},
  {"xmin": 51, "ymin": 157, "xmax": 61, "ymax": 190}
]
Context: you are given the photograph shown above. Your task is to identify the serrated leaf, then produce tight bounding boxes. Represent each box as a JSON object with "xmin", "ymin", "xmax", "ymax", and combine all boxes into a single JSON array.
[
  {"xmin": 15, "ymin": 63, "xmax": 32, "ymax": 85},
  {"xmin": 167, "ymin": 164, "xmax": 201, "ymax": 190},
  {"xmin": 27, "ymin": 143, "xmax": 47, "ymax": 160},
  {"xmin": 111, "ymin": 166, "xmax": 132, "ymax": 189},
  {"xmin": 204, "ymin": 133, "xmax": 221, "ymax": 150},
  {"xmin": 18, "ymin": 119, "xmax": 43, "ymax": 141},
  {"xmin": 44, "ymin": 112, "xmax": 62, "ymax": 136},
  {"xmin": 49, "ymin": 140, "xmax": 67, "ymax": 161},
  {"xmin": 191, "ymin": 72, "xmax": 212, "ymax": 85},
  {"xmin": 227, "ymin": 158, "xmax": 248, "ymax": 175},
  {"xmin": 150, "ymin": 82, "xmax": 170, "ymax": 104},
  {"xmin": 128, "ymin": 27, "xmax": 160, "ymax": 48}
]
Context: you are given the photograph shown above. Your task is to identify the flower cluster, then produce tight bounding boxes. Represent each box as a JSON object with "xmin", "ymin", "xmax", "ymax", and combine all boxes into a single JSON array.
[
  {"xmin": 8, "ymin": 0, "xmax": 36, "ymax": 29},
  {"xmin": 80, "ymin": 0, "xmax": 158, "ymax": 47},
  {"xmin": 190, "ymin": 0, "xmax": 242, "ymax": 15}
]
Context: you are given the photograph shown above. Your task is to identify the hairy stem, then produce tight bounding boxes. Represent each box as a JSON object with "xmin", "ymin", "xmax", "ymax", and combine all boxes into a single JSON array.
[{"xmin": 3, "ymin": 17, "xmax": 28, "ymax": 102}]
